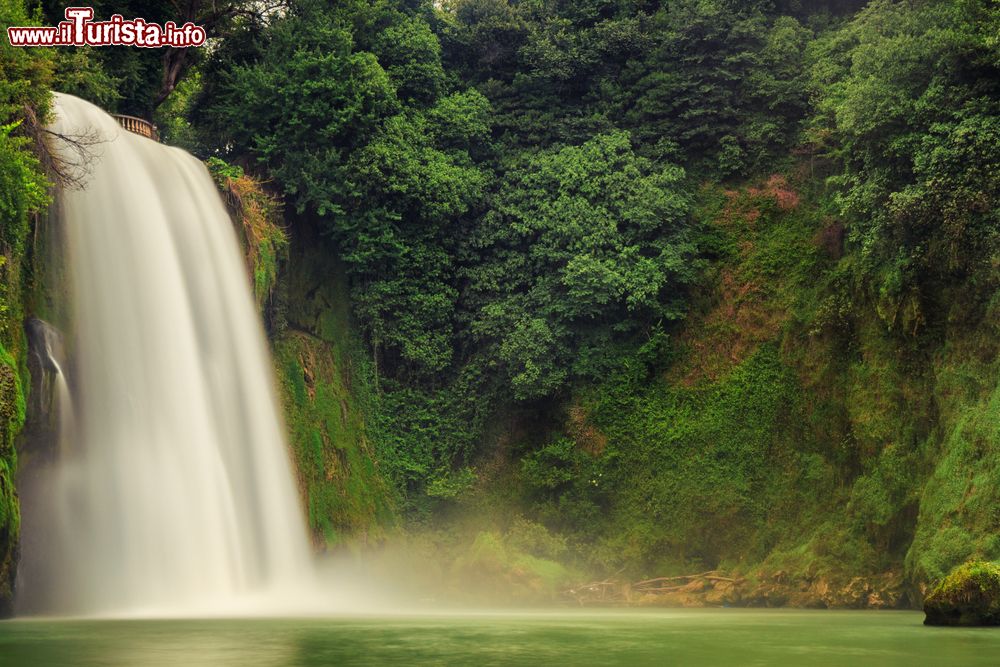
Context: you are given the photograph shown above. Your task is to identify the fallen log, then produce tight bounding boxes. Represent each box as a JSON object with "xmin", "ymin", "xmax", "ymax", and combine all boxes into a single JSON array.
[{"xmin": 633, "ymin": 571, "xmax": 718, "ymax": 587}]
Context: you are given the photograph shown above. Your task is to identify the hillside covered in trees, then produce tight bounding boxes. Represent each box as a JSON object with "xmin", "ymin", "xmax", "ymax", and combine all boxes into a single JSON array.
[{"xmin": 1, "ymin": 0, "xmax": 999, "ymax": 608}]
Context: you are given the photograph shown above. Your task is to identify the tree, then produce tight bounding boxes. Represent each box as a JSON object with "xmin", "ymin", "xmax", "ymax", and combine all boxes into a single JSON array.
[
  {"xmin": 41, "ymin": 0, "xmax": 285, "ymax": 116},
  {"xmin": 809, "ymin": 0, "xmax": 1000, "ymax": 327},
  {"xmin": 197, "ymin": 0, "xmax": 492, "ymax": 379},
  {"xmin": 465, "ymin": 131, "xmax": 697, "ymax": 399}
]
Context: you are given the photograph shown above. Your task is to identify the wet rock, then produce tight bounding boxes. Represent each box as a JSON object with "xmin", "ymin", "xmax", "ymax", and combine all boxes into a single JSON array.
[{"xmin": 924, "ymin": 561, "xmax": 1000, "ymax": 626}]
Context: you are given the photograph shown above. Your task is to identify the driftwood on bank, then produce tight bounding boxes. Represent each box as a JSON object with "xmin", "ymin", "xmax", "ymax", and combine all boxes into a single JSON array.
[
  {"xmin": 564, "ymin": 569, "xmax": 744, "ymax": 606},
  {"xmin": 633, "ymin": 571, "xmax": 736, "ymax": 587}
]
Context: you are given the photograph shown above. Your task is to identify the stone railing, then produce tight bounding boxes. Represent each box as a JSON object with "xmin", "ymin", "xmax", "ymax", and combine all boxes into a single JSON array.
[{"xmin": 111, "ymin": 114, "xmax": 159, "ymax": 141}]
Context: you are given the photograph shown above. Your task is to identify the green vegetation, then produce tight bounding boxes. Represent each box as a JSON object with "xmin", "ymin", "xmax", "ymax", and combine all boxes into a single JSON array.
[
  {"xmin": 274, "ymin": 230, "xmax": 395, "ymax": 548},
  {"xmin": 208, "ymin": 157, "xmax": 289, "ymax": 308},
  {"xmin": 1, "ymin": 0, "xmax": 997, "ymax": 609},
  {"xmin": 923, "ymin": 561, "xmax": 1000, "ymax": 626},
  {"xmin": 0, "ymin": 0, "xmax": 56, "ymax": 614}
]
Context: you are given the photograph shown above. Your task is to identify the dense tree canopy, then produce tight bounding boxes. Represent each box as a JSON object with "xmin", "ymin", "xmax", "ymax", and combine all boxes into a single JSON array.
[
  {"xmin": 24, "ymin": 0, "xmax": 1000, "ymax": 520},
  {"xmin": 181, "ymin": 0, "xmax": 1000, "ymax": 507},
  {"xmin": 809, "ymin": 0, "xmax": 1000, "ymax": 328},
  {"xmin": 466, "ymin": 131, "xmax": 696, "ymax": 399}
]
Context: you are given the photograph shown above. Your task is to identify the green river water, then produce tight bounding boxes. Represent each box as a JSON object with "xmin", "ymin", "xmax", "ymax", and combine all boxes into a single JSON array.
[{"xmin": 0, "ymin": 610, "xmax": 996, "ymax": 666}]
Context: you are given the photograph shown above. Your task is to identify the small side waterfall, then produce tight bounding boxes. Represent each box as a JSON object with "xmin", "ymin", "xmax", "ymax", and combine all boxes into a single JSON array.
[
  {"xmin": 24, "ymin": 318, "xmax": 74, "ymax": 456},
  {"xmin": 18, "ymin": 93, "xmax": 314, "ymax": 616}
]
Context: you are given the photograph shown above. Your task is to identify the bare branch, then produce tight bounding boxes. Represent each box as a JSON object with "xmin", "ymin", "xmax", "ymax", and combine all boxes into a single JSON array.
[{"xmin": 33, "ymin": 108, "xmax": 111, "ymax": 191}]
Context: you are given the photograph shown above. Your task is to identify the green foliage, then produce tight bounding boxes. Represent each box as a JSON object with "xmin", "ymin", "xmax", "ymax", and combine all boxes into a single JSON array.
[
  {"xmin": 374, "ymin": 17, "xmax": 447, "ymax": 105},
  {"xmin": 924, "ymin": 561, "xmax": 1000, "ymax": 626},
  {"xmin": 906, "ymin": 372, "xmax": 1000, "ymax": 584},
  {"xmin": 468, "ymin": 131, "xmax": 697, "ymax": 399},
  {"xmin": 0, "ymin": 0, "xmax": 48, "ymax": 468},
  {"xmin": 443, "ymin": 0, "xmax": 814, "ymax": 172},
  {"xmin": 624, "ymin": 1, "xmax": 810, "ymax": 173},
  {"xmin": 521, "ymin": 437, "xmax": 609, "ymax": 531},
  {"xmin": 0, "ymin": 0, "xmax": 54, "ymax": 613},
  {"xmin": 188, "ymin": 0, "xmax": 842, "ymax": 517},
  {"xmin": 0, "ymin": 343, "xmax": 24, "ymax": 598},
  {"xmin": 0, "ymin": 342, "xmax": 24, "ymax": 468},
  {"xmin": 206, "ymin": 156, "xmax": 244, "ymax": 183},
  {"xmin": 0, "ymin": 456, "xmax": 17, "ymax": 611},
  {"xmin": 449, "ymin": 529, "xmax": 574, "ymax": 601},
  {"xmin": 273, "ymin": 232, "xmax": 400, "ymax": 546},
  {"xmin": 594, "ymin": 344, "xmax": 807, "ymax": 572},
  {"xmin": 0, "ymin": 0, "xmax": 52, "ymax": 252},
  {"xmin": 505, "ymin": 515, "xmax": 568, "ymax": 561},
  {"xmin": 425, "ymin": 466, "xmax": 477, "ymax": 500},
  {"xmin": 0, "ymin": 122, "xmax": 47, "ymax": 252},
  {"xmin": 340, "ymin": 107, "xmax": 487, "ymax": 373},
  {"xmin": 39, "ymin": 0, "xmax": 261, "ymax": 116},
  {"xmin": 197, "ymin": 0, "xmax": 491, "ymax": 382},
  {"xmin": 49, "ymin": 47, "xmax": 121, "ymax": 110},
  {"xmin": 210, "ymin": 158, "xmax": 289, "ymax": 308},
  {"xmin": 374, "ymin": 367, "xmax": 493, "ymax": 511},
  {"xmin": 0, "ymin": 0, "xmax": 53, "ymax": 116},
  {"xmin": 810, "ymin": 0, "xmax": 1000, "ymax": 318},
  {"xmin": 196, "ymin": 0, "xmax": 399, "ymax": 217},
  {"xmin": 179, "ymin": 0, "xmax": 1000, "ymax": 602},
  {"xmin": 153, "ymin": 70, "xmax": 202, "ymax": 152}
]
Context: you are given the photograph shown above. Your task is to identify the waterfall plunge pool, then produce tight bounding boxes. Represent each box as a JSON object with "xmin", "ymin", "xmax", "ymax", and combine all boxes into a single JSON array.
[{"xmin": 1, "ymin": 609, "xmax": 997, "ymax": 666}]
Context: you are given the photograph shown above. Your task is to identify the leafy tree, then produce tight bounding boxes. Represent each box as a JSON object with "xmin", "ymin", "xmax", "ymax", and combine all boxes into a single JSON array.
[
  {"xmin": 0, "ymin": 0, "xmax": 52, "ymax": 253},
  {"xmin": 373, "ymin": 16, "xmax": 447, "ymax": 105},
  {"xmin": 196, "ymin": 0, "xmax": 398, "ymax": 215},
  {"xmin": 810, "ymin": 0, "xmax": 1000, "ymax": 326},
  {"xmin": 623, "ymin": 0, "xmax": 811, "ymax": 173},
  {"xmin": 465, "ymin": 131, "xmax": 697, "ymax": 399},
  {"xmin": 197, "ymin": 0, "xmax": 491, "ymax": 379},
  {"xmin": 340, "ymin": 105, "xmax": 488, "ymax": 375},
  {"xmin": 39, "ymin": 0, "xmax": 286, "ymax": 116}
]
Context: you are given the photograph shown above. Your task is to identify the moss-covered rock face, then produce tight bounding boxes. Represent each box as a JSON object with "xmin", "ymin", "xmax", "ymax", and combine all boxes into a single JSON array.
[
  {"xmin": 210, "ymin": 162, "xmax": 396, "ymax": 551},
  {"xmin": 273, "ymin": 224, "xmax": 396, "ymax": 549},
  {"xmin": 0, "ymin": 344, "xmax": 25, "ymax": 616},
  {"xmin": 923, "ymin": 561, "xmax": 1000, "ymax": 626}
]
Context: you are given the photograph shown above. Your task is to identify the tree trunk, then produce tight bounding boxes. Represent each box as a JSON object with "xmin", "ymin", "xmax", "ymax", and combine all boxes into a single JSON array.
[{"xmin": 153, "ymin": 47, "xmax": 190, "ymax": 113}]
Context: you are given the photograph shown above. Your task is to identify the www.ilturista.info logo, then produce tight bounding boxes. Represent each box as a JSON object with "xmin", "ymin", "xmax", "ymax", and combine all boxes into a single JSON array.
[{"xmin": 7, "ymin": 7, "xmax": 207, "ymax": 48}]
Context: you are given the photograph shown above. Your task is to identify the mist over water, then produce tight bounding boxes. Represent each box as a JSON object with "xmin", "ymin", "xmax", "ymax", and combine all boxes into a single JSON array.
[{"xmin": 18, "ymin": 93, "xmax": 316, "ymax": 617}]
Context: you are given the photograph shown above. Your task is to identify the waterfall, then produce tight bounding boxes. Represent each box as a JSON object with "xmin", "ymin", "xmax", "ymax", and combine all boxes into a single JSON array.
[
  {"xmin": 19, "ymin": 93, "xmax": 314, "ymax": 616},
  {"xmin": 24, "ymin": 318, "xmax": 74, "ymax": 457}
]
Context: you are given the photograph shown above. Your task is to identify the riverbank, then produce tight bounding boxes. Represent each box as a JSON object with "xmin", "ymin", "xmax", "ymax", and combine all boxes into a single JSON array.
[{"xmin": 567, "ymin": 570, "xmax": 909, "ymax": 610}]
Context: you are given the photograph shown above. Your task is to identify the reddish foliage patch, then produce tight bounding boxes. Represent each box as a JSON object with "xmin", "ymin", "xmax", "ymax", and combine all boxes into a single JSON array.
[
  {"xmin": 747, "ymin": 175, "xmax": 800, "ymax": 211},
  {"xmin": 670, "ymin": 268, "xmax": 784, "ymax": 386},
  {"xmin": 717, "ymin": 175, "xmax": 800, "ymax": 228}
]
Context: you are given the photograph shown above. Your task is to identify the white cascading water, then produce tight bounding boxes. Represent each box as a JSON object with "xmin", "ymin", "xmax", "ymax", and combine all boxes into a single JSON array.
[
  {"xmin": 32, "ymin": 319, "xmax": 74, "ymax": 457},
  {"xmin": 22, "ymin": 93, "xmax": 315, "ymax": 616}
]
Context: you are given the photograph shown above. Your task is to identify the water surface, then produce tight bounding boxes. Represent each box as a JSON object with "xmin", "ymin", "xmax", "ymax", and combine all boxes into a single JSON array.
[{"xmin": 1, "ymin": 609, "xmax": 997, "ymax": 666}]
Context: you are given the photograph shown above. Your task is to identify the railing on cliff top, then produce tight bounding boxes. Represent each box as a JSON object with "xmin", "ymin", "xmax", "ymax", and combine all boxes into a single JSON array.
[{"xmin": 111, "ymin": 114, "xmax": 159, "ymax": 142}]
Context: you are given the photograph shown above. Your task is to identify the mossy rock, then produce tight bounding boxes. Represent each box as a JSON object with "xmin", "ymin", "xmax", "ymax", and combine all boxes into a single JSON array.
[{"xmin": 923, "ymin": 561, "xmax": 1000, "ymax": 626}]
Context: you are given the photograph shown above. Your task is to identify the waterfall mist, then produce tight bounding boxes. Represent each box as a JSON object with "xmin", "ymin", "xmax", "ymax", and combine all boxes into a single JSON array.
[{"xmin": 18, "ymin": 93, "xmax": 315, "ymax": 617}]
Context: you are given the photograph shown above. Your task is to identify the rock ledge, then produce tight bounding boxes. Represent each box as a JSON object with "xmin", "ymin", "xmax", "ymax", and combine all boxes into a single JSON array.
[{"xmin": 924, "ymin": 561, "xmax": 1000, "ymax": 626}]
